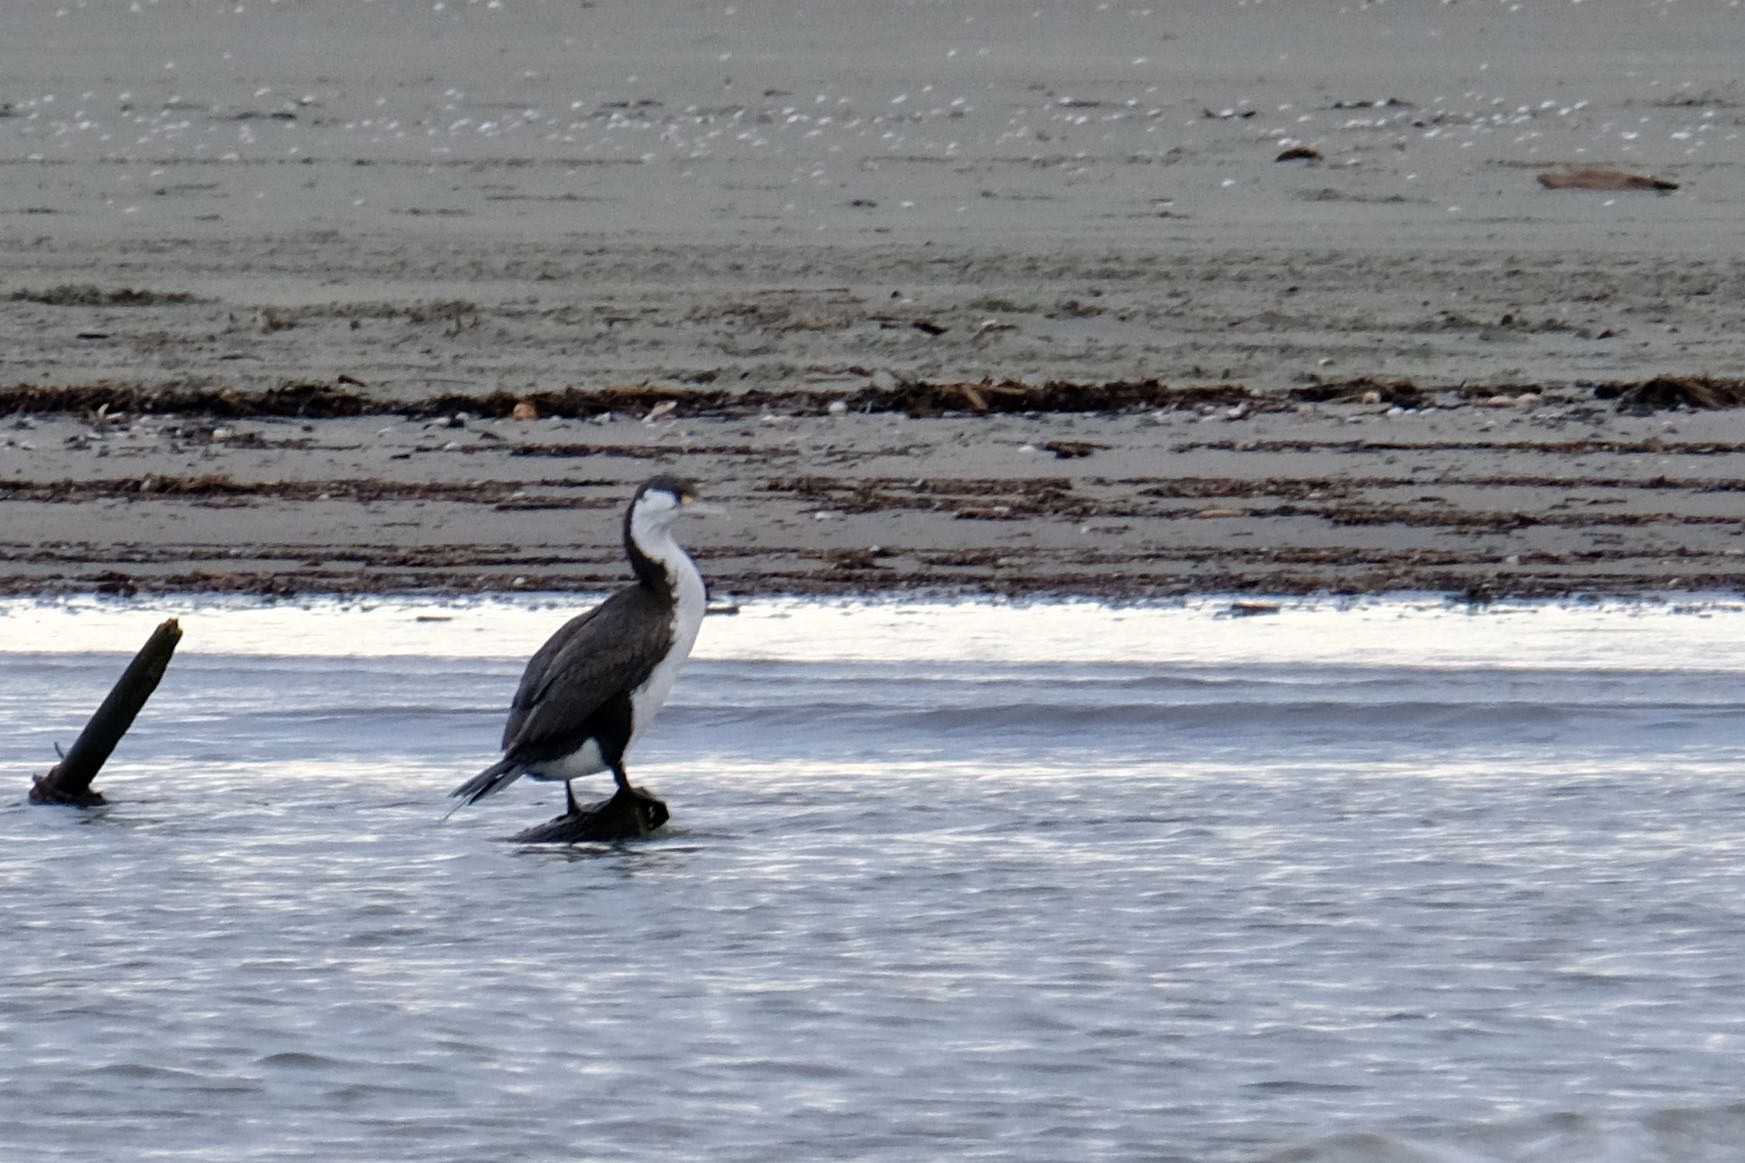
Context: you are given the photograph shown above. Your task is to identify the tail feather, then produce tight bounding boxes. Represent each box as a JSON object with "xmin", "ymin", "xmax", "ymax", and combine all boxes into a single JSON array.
[{"xmin": 443, "ymin": 757, "xmax": 522, "ymax": 818}]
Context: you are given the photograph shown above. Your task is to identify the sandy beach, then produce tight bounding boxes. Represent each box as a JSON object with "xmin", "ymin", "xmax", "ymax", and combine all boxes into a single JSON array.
[{"xmin": 4, "ymin": 0, "xmax": 1744, "ymax": 600}]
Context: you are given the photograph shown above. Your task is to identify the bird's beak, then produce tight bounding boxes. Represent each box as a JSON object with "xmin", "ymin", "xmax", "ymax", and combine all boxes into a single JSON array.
[{"xmin": 683, "ymin": 497, "xmax": 722, "ymax": 517}]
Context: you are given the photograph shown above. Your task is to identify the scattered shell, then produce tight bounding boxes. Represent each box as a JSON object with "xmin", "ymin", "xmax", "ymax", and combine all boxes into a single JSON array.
[{"xmin": 511, "ymin": 400, "xmax": 539, "ymax": 421}]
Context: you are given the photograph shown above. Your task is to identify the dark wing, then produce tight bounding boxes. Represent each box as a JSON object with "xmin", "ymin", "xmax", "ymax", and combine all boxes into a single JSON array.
[
  {"xmin": 500, "ymin": 585, "xmax": 674, "ymax": 763},
  {"xmin": 503, "ymin": 603, "xmax": 605, "ymax": 744}
]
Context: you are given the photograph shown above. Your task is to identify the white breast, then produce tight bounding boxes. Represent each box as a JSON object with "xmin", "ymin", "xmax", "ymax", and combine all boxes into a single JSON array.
[{"xmin": 627, "ymin": 529, "xmax": 708, "ymax": 745}]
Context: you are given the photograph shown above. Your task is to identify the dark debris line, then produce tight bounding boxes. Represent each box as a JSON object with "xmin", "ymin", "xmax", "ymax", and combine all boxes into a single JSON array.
[
  {"xmin": 3, "ymin": 373, "xmax": 1745, "ymax": 420},
  {"xmin": 9, "ymin": 374, "xmax": 1745, "ymax": 601}
]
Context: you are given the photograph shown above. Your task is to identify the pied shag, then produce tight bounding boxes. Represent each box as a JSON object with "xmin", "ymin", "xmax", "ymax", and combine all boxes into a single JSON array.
[{"xmin": 448, "ymin": 474, "xmax": 708, "ymax": 815}]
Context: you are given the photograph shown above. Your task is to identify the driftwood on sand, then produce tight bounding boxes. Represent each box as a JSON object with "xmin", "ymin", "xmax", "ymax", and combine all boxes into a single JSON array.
[
  {"xmin": 508, "ymin": 785, "xmax": 671, "ymax": 843},
  {"xmin": 1536, "ymin": 165, "xmax": 1679, "ymax": 192},
  {"xmin": 30, "ymin": 618, "xmax": 183, "ymax": 807}
]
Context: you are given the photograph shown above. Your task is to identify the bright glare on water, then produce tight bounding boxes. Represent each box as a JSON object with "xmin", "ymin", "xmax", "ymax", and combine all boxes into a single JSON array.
[{"xmin": 4, "ymin": 596, "xmax": 1745, "ymax": 1162}]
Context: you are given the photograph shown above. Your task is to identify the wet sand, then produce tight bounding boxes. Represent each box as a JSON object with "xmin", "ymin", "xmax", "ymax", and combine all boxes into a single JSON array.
[{"xmin": 4, "ymin": 0, "xmax": 1744, "ymax": 600}]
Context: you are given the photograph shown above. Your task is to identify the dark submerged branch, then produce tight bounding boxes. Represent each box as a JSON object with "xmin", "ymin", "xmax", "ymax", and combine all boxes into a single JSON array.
[{"xmin": 508, "ymin": 785, "xmax": 669, "ymax": 843}]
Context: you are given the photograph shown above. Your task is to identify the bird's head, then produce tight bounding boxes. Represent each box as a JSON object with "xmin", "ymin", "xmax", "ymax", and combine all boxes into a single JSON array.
[{"xmin": 630, "ymin": 475, "xmax": 708, "ymax": 535}]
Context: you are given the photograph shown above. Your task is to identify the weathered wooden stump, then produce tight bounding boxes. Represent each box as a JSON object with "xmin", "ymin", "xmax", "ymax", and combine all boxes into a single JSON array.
[
  {"xmin": 30, "ymin": 618, "xmax": 183, "ymax": 807},
  {"xmin": 508, "ymin": 785, "xmax": 669, "ymax": 843}
]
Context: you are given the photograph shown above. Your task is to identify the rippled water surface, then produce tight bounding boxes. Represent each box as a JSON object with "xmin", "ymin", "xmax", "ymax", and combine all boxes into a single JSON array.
[{"xmin": 4, "ymin": 597, "xmax": 1745, "ymax": 1162}]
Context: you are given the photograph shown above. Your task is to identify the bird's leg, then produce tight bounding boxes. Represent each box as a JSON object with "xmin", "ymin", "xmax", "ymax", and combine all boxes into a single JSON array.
[
  {"xmin": 564, "ymin": 780, "xmax": 579, "ymax": 815},
  {"xmin": 609, "ymin": 760, "xmax": 631, "ymax": 794}
]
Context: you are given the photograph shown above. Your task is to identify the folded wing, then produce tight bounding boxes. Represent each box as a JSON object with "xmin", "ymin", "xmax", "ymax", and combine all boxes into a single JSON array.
[{"xmin": 500, "ymin": 587, "xmax": 675, "ymax": 765}]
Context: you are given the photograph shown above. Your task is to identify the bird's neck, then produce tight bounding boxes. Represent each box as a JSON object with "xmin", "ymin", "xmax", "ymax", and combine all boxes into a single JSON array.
[{"xmin": 625, "ymin": 510, "xmax": 697, "ymax": 597}]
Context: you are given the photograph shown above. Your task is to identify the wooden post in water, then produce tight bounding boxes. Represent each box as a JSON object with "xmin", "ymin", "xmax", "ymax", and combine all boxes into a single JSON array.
[{"xmin": 30, "ymin": 618, "xmax": 183, "ymax": 807}]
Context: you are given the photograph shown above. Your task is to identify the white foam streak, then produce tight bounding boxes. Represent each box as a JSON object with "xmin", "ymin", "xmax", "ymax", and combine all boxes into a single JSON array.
[{"xmin": 6, "ymin": 595, "xmax": 1745, "ymax": 672}]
